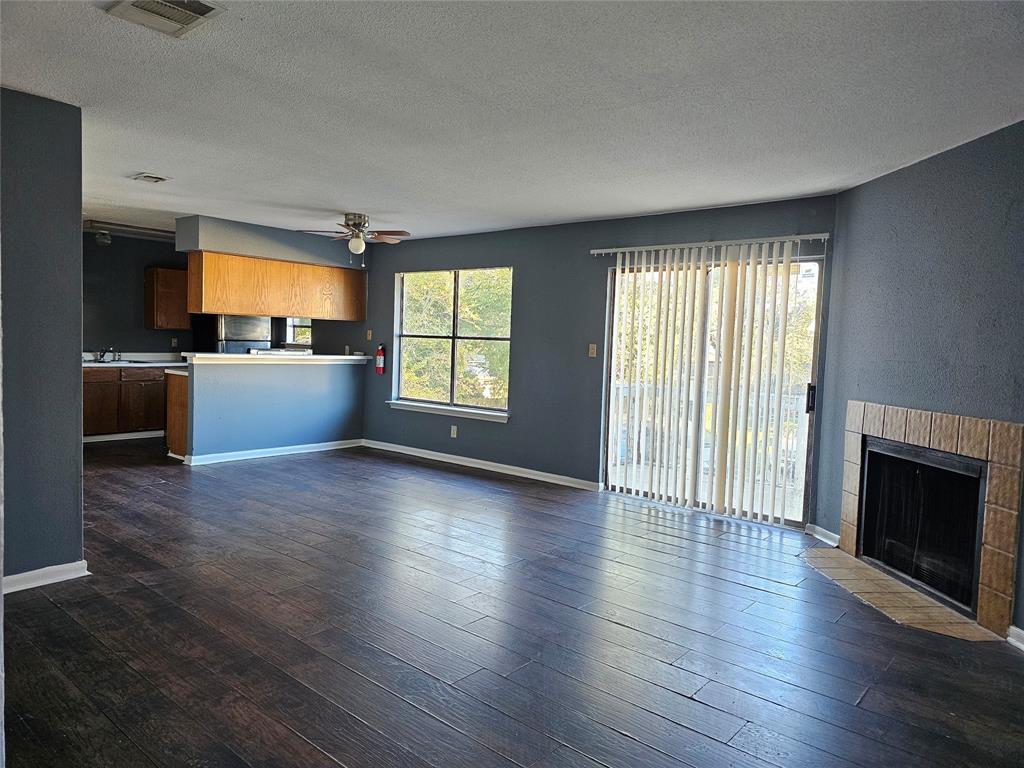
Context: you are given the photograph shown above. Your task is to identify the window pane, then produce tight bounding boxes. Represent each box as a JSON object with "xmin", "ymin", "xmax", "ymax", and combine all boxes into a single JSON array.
[
  {"xmin": 455, "ymin": 339, "xmax": 509, "ymax": 409},
  {"xmin": 457, "ymin": 268, "xmax": 512, "ymax": 338},
  {"xmin": 399, "ymin": 337, "xmax": 452, "ymax": 403},
  {"xmin": 286, "ymin": 317, "xmax": 312, "ymax": 345},
  {"xmin": 402, "ymin": 271, "xmax": 454, "ymax": 335}
]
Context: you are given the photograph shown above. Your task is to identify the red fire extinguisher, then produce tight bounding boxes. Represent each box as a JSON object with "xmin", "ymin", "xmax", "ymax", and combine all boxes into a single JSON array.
[{"xmin": 375, "ymin": 343, "xmax": 386, "ymax": 375}]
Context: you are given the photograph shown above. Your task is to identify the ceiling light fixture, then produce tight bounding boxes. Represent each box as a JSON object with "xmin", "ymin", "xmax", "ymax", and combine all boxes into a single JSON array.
[{"xmin": 348, "ymin": 232, "xmax": 366, "ymax": 255}]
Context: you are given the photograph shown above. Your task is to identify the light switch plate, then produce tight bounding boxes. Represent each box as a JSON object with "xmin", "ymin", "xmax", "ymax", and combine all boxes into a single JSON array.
[
  {"xmin": 366, "ymin": 329, "xmax": 373, "ymax": 341},
  {"xmin": 450, "ymin": 425, "xmax": 458, "ymax": 438},
  {"xmin": 171, "ymin": 337, "xmax": 178, "ymax": 349},
  {"xmin": 588, "ymin": 343, "xmax": 598, "ymax": 358}
]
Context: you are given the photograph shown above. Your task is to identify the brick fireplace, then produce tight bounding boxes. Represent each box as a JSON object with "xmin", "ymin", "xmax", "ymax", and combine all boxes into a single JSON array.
[{"xmin": 842, "ymin": 400, "xmax": 1022, "ymax": 637}]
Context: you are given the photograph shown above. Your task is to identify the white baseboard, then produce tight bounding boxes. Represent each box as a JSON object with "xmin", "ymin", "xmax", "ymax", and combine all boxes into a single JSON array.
[
  {"xmin": 177, "ymin": 436, "xmax": 601, "ymax": 491},
  {"xmin": 185, "ymin": 439, "xmax": 363, "ymax": 466},
  {"xmin": 1008, "ymin": 625, "xmax": 1024, "ymax": 653},
  {"xmin": 3, "ymin": 559, "xmax": 90, "ymax": 594},
  {"xmin": 361, "ymin": 439, "xmax": 602, "ymax": 491},
  {"xmin": 805, "ymin": 524, "xmax": 840, "ymax": 547},
  {"xmin": 84, "ymin": 430, "xmax": 164, "ymax": 443}
]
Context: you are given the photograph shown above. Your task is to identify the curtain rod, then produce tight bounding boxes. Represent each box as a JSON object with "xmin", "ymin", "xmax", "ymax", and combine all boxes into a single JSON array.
[{"xmin": 590, "ymin": 232, "xmax": 830, "ymax": 256}]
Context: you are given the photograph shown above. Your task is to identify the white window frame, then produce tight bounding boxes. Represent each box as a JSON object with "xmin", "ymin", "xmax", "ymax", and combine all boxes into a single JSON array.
[
  {"xmin": 388, "ymin": 269, "xmax": 512, "ymax": 423},
  {"xmin": 285, "ymin": 317, "xmax": 312, "ymax": 347}
]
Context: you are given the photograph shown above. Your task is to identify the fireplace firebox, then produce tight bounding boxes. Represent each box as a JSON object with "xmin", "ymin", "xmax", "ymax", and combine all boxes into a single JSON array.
[{"xmin": 859, "ymin": 437, "xmax": 986, "ymax": 612}]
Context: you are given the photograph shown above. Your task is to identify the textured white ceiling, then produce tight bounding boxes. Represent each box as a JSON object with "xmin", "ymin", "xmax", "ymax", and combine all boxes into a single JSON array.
[{"xmin": 2, "ymin": 1, "xmax": 1022, "ymax": 238}]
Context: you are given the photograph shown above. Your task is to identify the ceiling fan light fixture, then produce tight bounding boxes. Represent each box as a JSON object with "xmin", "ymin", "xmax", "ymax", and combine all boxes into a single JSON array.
[{"xmin": 348, "ymin": 233, "xmax": 366, "ymax": 255}]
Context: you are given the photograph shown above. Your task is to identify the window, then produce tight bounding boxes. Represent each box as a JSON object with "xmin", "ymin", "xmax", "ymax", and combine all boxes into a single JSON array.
[
  {"xmin": 286, "ymin": 317, "xmax": 312, "ymax": 346},
  {"xmin": 397, "ymin": 267, "xmax": 512, "ymax": 412}
]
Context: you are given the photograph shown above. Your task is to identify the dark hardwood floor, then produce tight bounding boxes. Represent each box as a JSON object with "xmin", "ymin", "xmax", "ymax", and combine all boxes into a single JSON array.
[{"xmin": 6, "ymin": 439, "xmax": 1024, "ymax": 768}]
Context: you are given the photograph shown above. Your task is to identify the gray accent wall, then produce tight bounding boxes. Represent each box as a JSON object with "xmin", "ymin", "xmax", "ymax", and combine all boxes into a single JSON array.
[
  {"xmin": 817, "ymin": 121, "xmax": 1024, "ymax": 627},
  {"xmin": 188, "ymin": 363, "xmax": 364, "ymax": 457},
  {"xmin": 83, "ymin": 233, "xmax": 193, "ymax": 353},
  {"xmin": 1, "ymin": 88, "xmax": 84, "ymax": 576},
  {"xmin": 322, "ymin": 198, "xmax": 836, "ymax": 483},
  {"xmin": 176, "ymin": 214, "xmax": 364, "ymax": 268}
]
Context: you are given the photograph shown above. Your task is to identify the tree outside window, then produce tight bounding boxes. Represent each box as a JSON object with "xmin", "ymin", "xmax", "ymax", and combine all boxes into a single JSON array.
[
  {"xmin": 286, "ymin": 317, "xmax": 312, "ymax": 346},
  {"xmin": 398, "ymin": 267, "xmax": 512, "ymax": 411}
]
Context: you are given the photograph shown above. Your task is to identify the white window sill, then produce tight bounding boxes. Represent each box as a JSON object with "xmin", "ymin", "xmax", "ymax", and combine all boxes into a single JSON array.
[{"xmin": 386, "ymin": 400, "xmax": 509, "ymax": 423}]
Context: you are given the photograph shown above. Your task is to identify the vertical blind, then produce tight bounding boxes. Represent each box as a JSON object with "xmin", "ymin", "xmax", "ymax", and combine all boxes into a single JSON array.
[{"xmin": 603, "ymin": 236, "xmax": 823, "ymax": 525}]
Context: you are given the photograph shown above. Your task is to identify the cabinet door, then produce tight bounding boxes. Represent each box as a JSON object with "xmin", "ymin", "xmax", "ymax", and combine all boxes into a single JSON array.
[
  {"xmin": 84, "ymin": 381, "xmax": 120, "ymax": 435},
  {"xmin": 146, "ymin": 267, "xmax": 191, "ymax": 329},
  {"xmin": 188, "ymin": 250, "xmax": 366, "ymax": 320},
  {"xmin": 119, "ymin": 380, "xmax": 166, "ymax": 432},
  {"xmin": 143, "ymin": 379, "xmax": 167, "ymax": 429}
]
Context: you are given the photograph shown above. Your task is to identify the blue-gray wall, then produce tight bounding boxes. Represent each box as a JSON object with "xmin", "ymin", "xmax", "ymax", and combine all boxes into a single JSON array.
[
  {"xmin": 1, "ymin": 88, "xmax": 83, "ymax": 576},
  {"xmin": 176, "ymin": 214, "xmax": 363, "ymax": 268},
  {"xmin": 188, "ymin": 363, "xmax": 365, "ymax": 457},
  {"xmin": 317, "ymin": 198, "xmax": 836, "ymax": 483},
  {"xmin": 817, "ymin": 121, "xmax": 1024, "ymax": 627},
  {"xmin": 83, "ymin": 233, "xmax": 193, "ymax": 353}
]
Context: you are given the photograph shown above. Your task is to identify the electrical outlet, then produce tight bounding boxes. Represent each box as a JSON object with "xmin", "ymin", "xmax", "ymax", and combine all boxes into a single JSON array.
[
  {"xmin": 450, "ymin": 425, "xmax": 458, "ymax": 439},
  {"xmin": 588, "ymin": 343, "xmax": 598, "ymax": 358},
  {"xmin": 171, "ymin": 337, "xmax": 178, "ymax": 349},
  {"xmin": 366, "ymin": 329, "xmax": 373, "ymax": 341}
]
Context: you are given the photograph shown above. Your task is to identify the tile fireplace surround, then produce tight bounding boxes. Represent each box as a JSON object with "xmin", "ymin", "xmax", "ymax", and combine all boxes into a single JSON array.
[{"xmin": 842, "ymin": 400, "xmax": 1023, "ymax": 637}]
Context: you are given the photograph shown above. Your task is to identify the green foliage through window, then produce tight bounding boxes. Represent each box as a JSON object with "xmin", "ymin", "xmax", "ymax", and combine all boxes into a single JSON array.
[
  {"xmin": 287, "ymin": 317, "xmax": 312, "ymax": 346},
  {"xmin": 398, "ymin": 268, "xmax": 512, "ymax": 410}
]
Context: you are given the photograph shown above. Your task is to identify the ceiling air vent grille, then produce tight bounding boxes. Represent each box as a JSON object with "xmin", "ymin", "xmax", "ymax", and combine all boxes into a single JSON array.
[{"xmin": 106, "ymin": 0, "xmax": 222, "ymax": 38}]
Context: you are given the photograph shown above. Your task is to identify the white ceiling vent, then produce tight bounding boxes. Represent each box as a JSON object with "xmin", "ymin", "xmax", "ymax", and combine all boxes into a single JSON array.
[{"xmin": 106, "ymin": 1, "xmax": 222, "ymax": 38}]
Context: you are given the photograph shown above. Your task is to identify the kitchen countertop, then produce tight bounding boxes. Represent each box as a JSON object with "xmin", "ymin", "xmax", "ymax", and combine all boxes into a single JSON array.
[
  {"xmin": 83, "ymin": 361, "xmax": 188, "ymax": 368},
  {"xmin": 183, "ymin": 353, "xmax": 371, "ymax": 365}
]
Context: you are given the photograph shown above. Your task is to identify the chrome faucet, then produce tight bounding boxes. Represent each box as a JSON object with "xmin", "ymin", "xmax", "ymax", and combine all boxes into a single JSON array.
[{"xmin": 95, "ymin": 346, "xmax": 115, "ymax": 362}]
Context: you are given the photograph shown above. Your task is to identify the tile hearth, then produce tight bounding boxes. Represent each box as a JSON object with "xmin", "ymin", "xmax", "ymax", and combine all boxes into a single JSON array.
[
  {"xmin": 842, "ymin": 400, "xmax": 1023, "ymax": 637},
  {"xmin": 801, "ymin": 548, "xmax": 1000, "ymax": 641}
]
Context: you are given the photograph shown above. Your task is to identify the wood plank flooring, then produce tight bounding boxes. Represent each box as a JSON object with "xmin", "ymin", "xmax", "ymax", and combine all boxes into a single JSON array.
[{"xmin": 6, "ymin": 439, "xmax": 1024, "ymax": 768}]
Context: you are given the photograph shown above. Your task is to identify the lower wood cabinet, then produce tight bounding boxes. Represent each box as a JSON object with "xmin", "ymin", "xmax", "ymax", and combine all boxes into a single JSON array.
[
  {"xmin": 119, "ymin": 379, "xmax": 166, "ymax": 432},
  {"xmin": 165, "ymin": 373, "xmax": 188, "ymax": 458},
  {"xmin": 83, "ymin": 366, "xmax": 171, "ymax": 436},
  {"xmin": 83, "ymin": 372, "xmax": 120, "ymax": 436}
]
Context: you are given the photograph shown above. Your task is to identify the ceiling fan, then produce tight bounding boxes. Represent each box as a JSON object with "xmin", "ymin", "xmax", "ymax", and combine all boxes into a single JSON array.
[{"xmin": 301, "ymin": 213, "xmax": 411, "ymax": 265}]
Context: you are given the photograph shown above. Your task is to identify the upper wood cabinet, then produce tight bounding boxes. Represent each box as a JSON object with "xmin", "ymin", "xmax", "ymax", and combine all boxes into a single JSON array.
[
  {"xmin": 187, "ymin": 250, "xmax": 366, "ymax": 321},
  {"xmin": 145, "ymin": 267, "xmax": 191, "ymax": 329}
]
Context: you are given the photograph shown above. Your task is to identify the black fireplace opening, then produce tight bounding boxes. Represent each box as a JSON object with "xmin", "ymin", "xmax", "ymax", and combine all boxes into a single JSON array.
[{"xmin": 859, "ymin": 437, "xmax": 986, "ymax": 611}]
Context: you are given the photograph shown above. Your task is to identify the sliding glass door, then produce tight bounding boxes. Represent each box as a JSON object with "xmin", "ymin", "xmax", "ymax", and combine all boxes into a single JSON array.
[{"xmin": 605, "ymin": 239, "xmax": 824, "ymax": 525}]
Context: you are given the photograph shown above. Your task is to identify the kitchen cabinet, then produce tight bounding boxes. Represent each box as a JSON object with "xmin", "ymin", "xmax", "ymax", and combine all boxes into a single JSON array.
[
  {"xmin": 165, "ymin": 373, "xmax": 188, "ymax": 457},
  {"xmin": 83, "ymin": 368, "xmax": 120, "ymax": 436},
  {"xmin": 187, "ymin": 250, "xmax": 366, "ymax": 320},
  {"xmin": 83, "ymin": 366, "xmax": 173, "ymax": 436},
  {"xmin": 118, "ymin": 369, "xmax": 166, "ymax": 432},
  {"xmin": 145, "ymin": 267, "xmax": 191, "ymax": 329}
]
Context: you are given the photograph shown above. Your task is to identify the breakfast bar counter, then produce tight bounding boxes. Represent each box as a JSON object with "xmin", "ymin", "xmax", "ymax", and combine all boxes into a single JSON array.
[{"xmin": 169, "ymin": 353, "xmax": 370, "ymax": 464}]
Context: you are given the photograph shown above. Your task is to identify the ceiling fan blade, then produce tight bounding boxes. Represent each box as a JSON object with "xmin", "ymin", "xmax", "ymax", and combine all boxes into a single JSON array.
[
  {"xmin": 299, "ymin": 229, "xmax": 347, "ymax": 234},
  {"xmin": 369, "ymin": 235, "xmax": 401, "ymax": 244},
  {"xmin": 371, "ymin": 230, "xmax": 411, "ymax": 237},
  {"xmin": 331, "ymin": 234, "xmax": 353, "ymax": 241}
]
